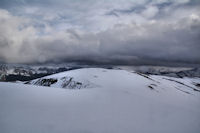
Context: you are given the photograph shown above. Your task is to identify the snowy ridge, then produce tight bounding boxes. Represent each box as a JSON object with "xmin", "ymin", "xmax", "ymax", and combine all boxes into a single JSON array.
[
  {"xmin": 134, "ymin": 66, "xmax": 200, "ymax": 78},
  {"xmin": 26, "ymin": 68, "xmax": 200, "ymax": 95}
]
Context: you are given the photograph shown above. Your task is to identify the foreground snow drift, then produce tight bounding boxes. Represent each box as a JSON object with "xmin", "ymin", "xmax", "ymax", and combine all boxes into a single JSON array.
[{"xmin": 0, "ymin": 68, "xmax": 200, "ymax": 133}]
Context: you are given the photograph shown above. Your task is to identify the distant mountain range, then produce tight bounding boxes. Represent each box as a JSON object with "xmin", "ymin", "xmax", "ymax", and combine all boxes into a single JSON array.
[
  {"xmin": 0, "ymin": 64, "xmax": 83, "ymax": 82},
  {"xmin": 1, "ymin": 64, "xmax": 200, "ymax": 82},
  {"xmin": 134, "ymin": 67, "xmax": 200, "ymax": 78}
]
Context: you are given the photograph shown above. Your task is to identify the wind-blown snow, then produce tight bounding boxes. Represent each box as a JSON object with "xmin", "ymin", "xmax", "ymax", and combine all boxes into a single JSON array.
[{"xmin": 0, "ymin": 68, "xmax": 200, "ymax": 133}]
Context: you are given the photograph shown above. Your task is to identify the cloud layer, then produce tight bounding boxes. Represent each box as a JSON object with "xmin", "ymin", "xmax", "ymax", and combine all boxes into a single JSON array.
[{"xmin": 0, "ymin": 0, "xmax": 200, "ymax": 65}]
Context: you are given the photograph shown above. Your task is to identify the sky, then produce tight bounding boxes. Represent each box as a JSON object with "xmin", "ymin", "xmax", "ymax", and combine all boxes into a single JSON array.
[{"xmin": 0, "ymin": 0, "xmax": 200, "ymax": 65}]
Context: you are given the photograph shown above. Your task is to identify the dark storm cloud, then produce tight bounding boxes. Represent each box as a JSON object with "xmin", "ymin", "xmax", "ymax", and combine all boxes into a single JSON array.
[
  {"xmin": 0, "ymin": 0, "xmax": 200, "ymax": 65},
  {"xmin": 106, "ymin": 6, "xmax": 146, "ymax": 16}
]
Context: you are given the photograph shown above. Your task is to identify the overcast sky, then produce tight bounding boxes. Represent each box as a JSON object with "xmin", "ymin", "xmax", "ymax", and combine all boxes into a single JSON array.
[{"xmin": 0, "ymin": 0, "xmax": 200, "ymax": 65}]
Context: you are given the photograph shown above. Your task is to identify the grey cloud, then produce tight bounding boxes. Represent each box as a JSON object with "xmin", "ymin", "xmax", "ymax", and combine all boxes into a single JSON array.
[
  {"xmin": 0, "ymin": 0, "xmax": 200, "ymax": 65},
  {"xmin": 98, "ymin": 18, "xmax": 200, "ymax": 61},
  {"xmin": 0, "ymin": 8, "xmax": 200, "ymax": 65},
  {"xmin": 0, "ymin": 1, "xmax": 181, "ymax": 31}
]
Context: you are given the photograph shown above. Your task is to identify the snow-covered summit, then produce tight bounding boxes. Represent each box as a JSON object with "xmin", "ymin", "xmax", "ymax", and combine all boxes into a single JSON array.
[{"xmin": 26, "ymin": 68, "xmax": 200, "ymax": 95}]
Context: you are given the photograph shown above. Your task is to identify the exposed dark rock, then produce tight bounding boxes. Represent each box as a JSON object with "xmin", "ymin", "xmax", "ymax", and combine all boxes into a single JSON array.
[
  {"xmin": 148, "ymin": 85, "xmax": 154, "ymax": 90},
  {"xmin": 33, "ymin": 78, "xmax": 58, "ymax": 86}
]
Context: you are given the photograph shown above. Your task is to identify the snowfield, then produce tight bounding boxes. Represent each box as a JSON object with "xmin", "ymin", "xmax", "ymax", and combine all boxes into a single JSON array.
[{"xmin": 0, "ymin": 68, "xmax": 200, "ymax": 133}]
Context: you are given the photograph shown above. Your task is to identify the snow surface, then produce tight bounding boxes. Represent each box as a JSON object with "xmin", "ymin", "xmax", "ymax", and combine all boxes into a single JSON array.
[{"xmin": 0, "ymin": 68, "xmax": 200, "ymax": 133}]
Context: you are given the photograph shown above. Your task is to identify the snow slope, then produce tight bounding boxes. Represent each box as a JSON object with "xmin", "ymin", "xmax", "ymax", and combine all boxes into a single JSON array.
[{"xmin": 0, "ymin": 68, "xmax": 200, "ymax": 133}]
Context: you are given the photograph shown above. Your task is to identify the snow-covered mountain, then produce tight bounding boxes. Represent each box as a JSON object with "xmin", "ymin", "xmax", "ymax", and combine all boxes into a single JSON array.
[
  {"xmin": 0, "ymin": 63, "xmax": 84, "ymax": 82},
  {"xmin": 25, "ymin": 68, "xmax": 200, "ymax": 93},
  {"xmin": 1, "ymin": 63, "xmax": 200, "ymax": 82},
  {"xmin": 0, "ymin": 68, "xmax": 200, "ymax": 133}
]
